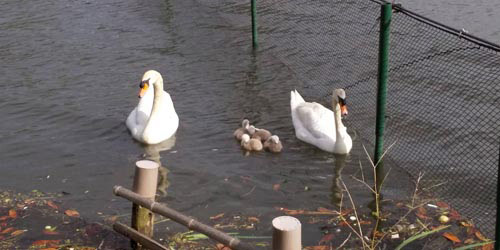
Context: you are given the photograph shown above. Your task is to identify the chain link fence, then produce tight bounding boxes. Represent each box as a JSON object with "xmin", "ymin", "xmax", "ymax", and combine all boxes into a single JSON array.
[{"xmin": 202, "ymin": 0, "xmax": 500, "ymax": 237}]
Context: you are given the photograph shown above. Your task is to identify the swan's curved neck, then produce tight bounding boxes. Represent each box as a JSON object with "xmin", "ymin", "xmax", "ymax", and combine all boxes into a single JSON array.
[
  {"xmin": 145, "ymin": 78, "xmax": 164, "ymax": 130},
  {"xmin": 150, "ymin": 79, "xmax": 163, "ymax": 116},
  {"xmin": 332, "ymin": 101, "xmax": 345, "ymax": 133}
]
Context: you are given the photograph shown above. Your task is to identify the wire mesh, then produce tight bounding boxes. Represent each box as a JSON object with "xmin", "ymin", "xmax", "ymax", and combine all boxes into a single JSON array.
[{"xmin": 202, "ymin": 0, "xmax": 500, "ymax": 237}]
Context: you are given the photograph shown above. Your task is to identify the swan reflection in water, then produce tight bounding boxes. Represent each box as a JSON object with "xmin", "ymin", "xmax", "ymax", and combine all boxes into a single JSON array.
[
  {"xmin": 142, "ymin": 136, "xmax": 176, "ymax": 197},
  {"xmin": 331, "ymin": 154, "xmax": 348, "ymax": 208}
]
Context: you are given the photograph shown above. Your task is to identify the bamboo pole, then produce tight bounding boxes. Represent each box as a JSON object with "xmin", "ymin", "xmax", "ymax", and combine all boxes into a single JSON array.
[
  {"xmin": 131, "ymin": 160, "xmax": 159, "ymax": 249},
  {"xmin": 114, "ymin": 222, "xmax": 168, "ymax": 250},
  {"xmin": 272, "ymin": 216, "xmax": 301, "ymax": 250},
  {"xmin": 113, "ymin": 186, "xmax": 254, "ymax": 250}
]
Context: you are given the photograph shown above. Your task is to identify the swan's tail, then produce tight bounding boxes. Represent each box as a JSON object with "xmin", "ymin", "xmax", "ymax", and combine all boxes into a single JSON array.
[{"xmin": 290, "ymin": 89, "xmax": 305, "ymax": 110}]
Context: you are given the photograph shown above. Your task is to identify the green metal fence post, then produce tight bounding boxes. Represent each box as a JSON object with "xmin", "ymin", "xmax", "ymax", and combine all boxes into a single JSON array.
[
  {"xmin": 496, "ymin": 142, "xmax": 500, "ymax": 250},
  {"xmin": 251, "ymin": 0, "xmax": 258, "ymax": 49},
  {"xmin": 374, "ymin": 3, "xmax": 392, "ymax": 191}
]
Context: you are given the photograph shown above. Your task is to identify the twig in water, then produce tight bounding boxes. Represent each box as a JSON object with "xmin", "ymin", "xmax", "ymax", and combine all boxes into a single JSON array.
[
  {"xmin": 154, "ymin": 218, "xmax": 171, "ymax": 225},
  {"xmin": 411, "ymin": 172, "xmax": 425, "ymax": 208},
  {"xmin": 241, "ymin": 186, "xmax": 256, "ymax": 197},
  {"xmin": 340, "ymin": 180, "xmax": 370, "ymax": 250},
  {"xmin": 338, "ymin": 232, "xmax": 352, "ymax": 249},
  {"xmin": 421, "ymin": 181, "xmax": 447, "ymax": 192}
]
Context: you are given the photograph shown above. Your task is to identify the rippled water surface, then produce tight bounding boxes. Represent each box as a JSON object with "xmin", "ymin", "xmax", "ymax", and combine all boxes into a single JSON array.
[{"xmin": 2, "ymin": 0, "xmax": 497, "ymax": 245}]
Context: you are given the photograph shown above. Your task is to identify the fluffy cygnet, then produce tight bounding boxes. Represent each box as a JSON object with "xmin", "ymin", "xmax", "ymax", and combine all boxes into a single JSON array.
[
  {"xmin": 264, "ymin": 135, "xmax": 283, "ymax": 153},
  {"xmin": 233, "ymin": 119, "xmax": 250, "ymax": 141},
  {"xmin": 241, "ymin": 134, "xmax": 263, "ymax": 151},
  {"xmin": 248, "ymin": 125, "xmax": 272, "ymax": 142}
]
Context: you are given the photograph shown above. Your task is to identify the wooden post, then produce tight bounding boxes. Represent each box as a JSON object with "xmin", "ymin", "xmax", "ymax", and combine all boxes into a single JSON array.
[
  {"xmin": 272, "ymin": 216, "xmax": 301, "ymax": 250},
  {"xmin": 131, "ymin": 160, "xmax": 159, "ymax": 249}
]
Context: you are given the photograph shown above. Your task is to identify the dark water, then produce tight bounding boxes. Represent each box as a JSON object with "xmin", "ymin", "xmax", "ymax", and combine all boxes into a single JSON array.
[
  {"xmin": 0, "ymin": 0, "xmax": 415, "ymax": 245},
  {"xmin": 399, "ymin": 0, "xmax": 500, "ymax": 43}
]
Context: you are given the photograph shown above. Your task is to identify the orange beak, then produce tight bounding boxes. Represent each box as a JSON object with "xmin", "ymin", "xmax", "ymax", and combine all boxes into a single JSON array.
[
  {"xmin": 340, "ymin": 104, "xmax": 348, "ymax": 116},
  {"xmin": 138, "ymin": 84, "xmax": 149, "ymax": 98}
]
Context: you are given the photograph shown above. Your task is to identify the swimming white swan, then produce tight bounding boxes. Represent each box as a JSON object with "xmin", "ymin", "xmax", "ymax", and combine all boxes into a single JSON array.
[
  {"xmin": 126, "ymin": 70, "xmax": 179, "ymax": 145},
  {"xmin": 290, "ymin": 89, "xmax": 352, "ymax": 154}
]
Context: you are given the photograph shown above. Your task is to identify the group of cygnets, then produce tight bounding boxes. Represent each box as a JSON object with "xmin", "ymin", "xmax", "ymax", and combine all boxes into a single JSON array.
[{"xmin": 233, "ymin": 119, "xmax": 283, "ymax": 153}]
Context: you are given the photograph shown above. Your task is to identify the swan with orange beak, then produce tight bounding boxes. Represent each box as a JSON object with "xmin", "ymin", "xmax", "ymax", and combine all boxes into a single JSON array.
[
  {"xmin": 126, "ymin": 70, "xmax": 179, "ymax": 144},
  {"xmin": 290, "ymin": 88, "xmax": 352, "ymax": 154}
]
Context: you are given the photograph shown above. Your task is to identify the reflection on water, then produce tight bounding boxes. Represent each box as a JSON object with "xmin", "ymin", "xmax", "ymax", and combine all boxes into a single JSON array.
[
  {"xmin": 330, "ymin": 154, "xmax": 347, "ymax": 208},
  {"xmin": 143, "ymin": 136, "xmax": 176, "ymax": 197}
]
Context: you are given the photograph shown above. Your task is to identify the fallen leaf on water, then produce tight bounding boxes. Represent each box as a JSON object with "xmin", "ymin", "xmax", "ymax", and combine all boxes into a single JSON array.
[
  {"xmin": 340, "ymin": 208, "xmax": 353, "ymax": 217},
  {"xmin": 463, "ymin": 238, "xmax": 475, "ymax": 244},
  {"xmin": 338, "ymin": 221, "xmax": 350, "ymax": 226},
  {"xmin": 46, "ymin": 201, "xmax": 58, "ymax": 210},
  {"xmin": 416, "ymin": 207, "xmax": 429, "ymax": 220},
  {"xmin": 43, "ymin": 229, "xmax": 60, "ymax": 235},
  {"xmin": 482, "ymin": 243, "xmax": 494, "ymax": 250},
  {"xmin": 8, "ymin": 209, "xmax": 17, "ymax": 219},
  {"xmin": 318, "ymin": 233, "xmax": 333, "ymax": 245},
  {"xmin": 443, "ymin": 232, "xmax": 461, "ymax": 243},
  {"xmin": 373, "ymin": 231, "xmax": 385, "ymax": 238},
  {"xmin": 1, "ymin": 227, "xmax": 15, "ymax": 234},
  {"xmin": 304, "ymin": 246, "xmax": 330, "ymax": 250},
  {"xmin": 436, "ymin": 201, "xmax": 450, "ymax": 209},
  {"xmin": 359, "ymin": 220, "xmax": 372, "ymax": 225},
  {"xmin": 64, "ymin": 209, "xmax": 80, "ymax": 217},
  {"xmin": 460, "ymin": 221, "xmax": 474, "ymax": 227},
  {"xmin": 11, "ymin": 229, "xmax": 26, "ymax": 236},
  {"xmin": 449, "ymin": 209, "xmax": 461, "ymax": 220},
  {"xmin": 215, "ymin": 243, "xmax": 232, "ymax": 250},
  {"xmin": 317, "ymin": 207, "xmax": 335, "ymax": 213},
  {"xmin": 248, "ymin": 216, "xmax": 260, "ymax": 223},
  {"xmin": 24, "ymin": 198, "xmax": 35, "ymax": 204},
  {"xmin": 277, "ymin": 207, "xmax": 338, "ymax": 216},
  {"xmin": 272, "ymin": 184, "xmax": 280, "ymax": 191},
  {"xmin": 278, "ymin": 207, "xmax": 305, "ymax": 215},
  {"xmin": 475, "ymin": 231, "xmax": 489, "ymax": 241},
  {"xmin": 31, "ymin": 240, "xmax": 61, "ymax": 248},
  {"xmin": 210, "ymin": 213, "xmax": 224, "ymax": 220}
]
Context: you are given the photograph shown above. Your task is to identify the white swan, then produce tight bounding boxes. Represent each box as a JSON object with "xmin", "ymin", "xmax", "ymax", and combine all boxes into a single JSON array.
[
  {"xmin": 290, "ymin": 89, "xmax": 352, "ymax": 154},
  {"xmin": 126, "ymin": 70, "xmax": 179, "ymax": 144}
]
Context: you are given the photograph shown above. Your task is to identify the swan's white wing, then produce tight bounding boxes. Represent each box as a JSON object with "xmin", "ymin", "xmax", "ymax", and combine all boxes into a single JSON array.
[
  {"xmin": 141, "ymin": 91, "xmax": 179, "ymax": 144},
  {"xmin": 295, "ymin": 102, "xmax": 335, "ymax": 139},
  {"xmin": 126, "ymin": 86, "xmax": 154, "ymax": 141}
]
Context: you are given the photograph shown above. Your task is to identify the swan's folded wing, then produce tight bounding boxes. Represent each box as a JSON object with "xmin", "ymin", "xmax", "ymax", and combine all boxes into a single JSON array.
[{"xmin": 295, "ymin": 102, "xmax": 335, "ymax": 139}]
